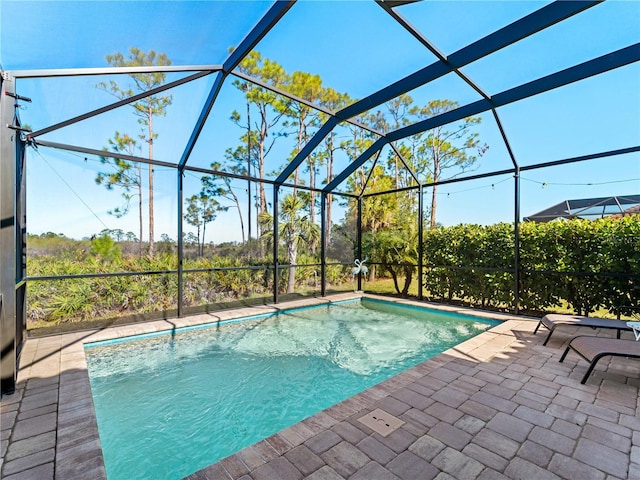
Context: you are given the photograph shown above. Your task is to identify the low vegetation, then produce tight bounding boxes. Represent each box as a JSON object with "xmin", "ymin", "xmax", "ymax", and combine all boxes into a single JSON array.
[{"xmin": 26, "ymin": 216, "xmax": 638, "ymax": 331}]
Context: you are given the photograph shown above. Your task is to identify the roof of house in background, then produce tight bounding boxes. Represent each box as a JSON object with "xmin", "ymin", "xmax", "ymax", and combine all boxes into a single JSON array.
[{"xmin": 524, "ymin": 194, "xmax": 640, "ymax": 222}]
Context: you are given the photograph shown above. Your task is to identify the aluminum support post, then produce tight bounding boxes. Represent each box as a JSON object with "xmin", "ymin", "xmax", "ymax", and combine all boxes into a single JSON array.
[
  {"xmin": 514, "ymin": 167, "xmax": 521, "ymax": 314},
  {"xmin": 15, "ymin": 124, "xmax": 26, "ymax": 355},
  {"xmin": 418, "ymin": 186, "xmax": 424, "ymax": 300},
  {"xmin": 273, "ymin": 187, "xmax": 279, "ymax": 304},
  {"xmin": 357, "ymin": 197, "xmax": 363, "ymax": 292},
  {"xmin": 320, "ymin": 193, "xmax": 327, "ymax": 297},
  {"xmin": 177, "ymin": 169, "xmax": 184, "ymax": 317},
  {"xmin": 1, "ymin": 74, "xmax": 19, "ymax": 396}
]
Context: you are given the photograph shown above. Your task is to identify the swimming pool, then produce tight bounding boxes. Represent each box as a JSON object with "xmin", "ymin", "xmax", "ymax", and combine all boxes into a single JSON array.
[{"xmin": 85, "ymin": 298, "xmax": 499, "ymax": 479}]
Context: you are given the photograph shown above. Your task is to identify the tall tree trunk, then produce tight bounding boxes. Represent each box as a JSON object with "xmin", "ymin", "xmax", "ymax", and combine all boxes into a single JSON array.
[
  {"xmin": 326, "ymin": 142, "xmax": 334, "ymax": 245},
  {"xmin": 293, "ymin": 118, "xmax": 304, "ymax": 199},
  {"xmin": 287, "ymin": 240, "xmax": 297, "ymax": 293},
  {"xmin": 306, "ymin": 115, "xmax": 316, "ymax": 227},
  {"xmin": 258, "ymin": 127, "xmax": 267, "ymax": 233},
  {"xmin": 247, "ymin": 98, "xmax": 252, "ymax": 243},
  {"xmin": 230, "ymin": 188, "xmax": 245, "ymax": 243},
  {"xmin": 148, "ymin": 107, "xmax": 155, "ymax": 256},
  {"xmin": 196, "ymin": 224, "xmax": 201, "ymax": 257},
  {"xmin": 201, "ymin": 222, "xmax": 206, "ymax": 257},
  {"xmin": 258, "ymin": 123, "xmax": 267, "ymax": 257},
  {"xmin": 395, "ymin": 158, "xmax": 399, "ymax": 189},
  {"xmin": 430, "ymin": 185, "xmax": 438, "ymax": 229},
  {"xmin": 390, "ymin": 268, "xmax": 400, "ymax": 294},
  {"xmin": 430, "ymin": 150, "xmax": 440, "ymax": 229},
  {"xmin": 138, "ymin": 164, "xmax": 143, "ymax": 256},
  {"xmin": 309, "ymin": 159, "xmax": 315, "ymax": 225},
  {"xmin": 402, "ymin": 267, "xmax": 413, "ymax": 295},
  {"xmin": 258, "ymin": 150, "xmax": 265, "ymax": 256}
]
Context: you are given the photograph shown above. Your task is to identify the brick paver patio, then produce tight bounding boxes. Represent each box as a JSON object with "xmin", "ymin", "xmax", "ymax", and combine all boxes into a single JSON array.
[{"xmin": 1, "ymin": 294, "xmax": 638, "ymax": 479}]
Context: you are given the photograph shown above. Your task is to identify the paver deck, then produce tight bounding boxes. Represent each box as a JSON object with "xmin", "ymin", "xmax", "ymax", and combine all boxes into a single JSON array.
[{"xmin": 1, "ymin": 293, "xmax": 639, "ymax": 480}]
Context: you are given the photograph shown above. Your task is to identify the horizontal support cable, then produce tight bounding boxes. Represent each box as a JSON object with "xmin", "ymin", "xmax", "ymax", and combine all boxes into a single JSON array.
[
  {"xmin": 424, "ymin": 265, "xmax": 513, "ymax": 272},
  {"xmin": 33, "ymin": 140, "xmax": 361, "ymax": 198},
  {"xmin": 183, "ymin": 265, "xmax": 274, "ymax": 274},
  {"xmin": 27, "ymin": 270, "xmax": 177, "ymax": 281},
  {"xmin": 420, "ymin": 146, "xmax": 640, "ymax": 189},
  {"xmin": 10, "ymin": 65, "xmax": 222, "ymax": 79},
  {"xmin": 34, "ymin": 140, "xmax": 178, "ymax": 168},
  {"xmin": 362, "ymin": 184, "xmax": 420, "ymax": 198},
  {"xmin": 423, "ymin": 168, "xmax": 516, "ymax": 188},
  {"xmin": 520, "ymin": 146, "xmax": 640, "ymax": 172},
  {"xmin": 520, "ymin": 269, "xmax": 639, "ymax": 279},
  {"xmin": 422, "ymin": 264, "xmax": 639, "ymax": 279},
  {"xmin": 29, "ymin": 71, "xmax": 214, "ymax": 139},
  {"xmin": 271, "ymin": 263, "xmax": 323, "ymax": 269},
  {"xmin": 28, "ymin": 265, "xmax": 279, "ymax": 282},
  {"xmin": 362, "ymin": 262, "xmax": 419, "ymax": 268}
]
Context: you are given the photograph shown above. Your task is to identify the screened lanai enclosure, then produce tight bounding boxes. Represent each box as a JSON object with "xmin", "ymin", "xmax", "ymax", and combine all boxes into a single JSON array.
[{"xmin": 1, "ymin": 0, "xmax": 639, "ymax": 395}]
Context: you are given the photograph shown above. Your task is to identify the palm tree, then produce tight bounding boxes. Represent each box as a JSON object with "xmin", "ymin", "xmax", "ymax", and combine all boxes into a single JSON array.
[{"xmin": 260, "ymin": 194, "xmax": 320, "ymax": 294}]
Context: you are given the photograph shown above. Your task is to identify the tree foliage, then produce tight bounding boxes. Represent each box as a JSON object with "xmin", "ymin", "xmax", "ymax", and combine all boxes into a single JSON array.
[
  {"xmin": 90, "ymin": 234, "xmax": 122, "ymax": 263},
  {"xmin": 184, "ymin": 190, "xmax": 227, "ymax": 257},
  {"xmin": 96, "ymin": 47, "xmax": 173, "ymax": 256},
  {"xmin": 259, "ymin": 194, "xmax": 320, "ymax": 293},
  {"xmin": 231, "ymin": 51, "xmax": 290, "ymax": 237},
  {"xmin": 422, "ymin": 217, "xmax": 639, "ymax": 315},
  {"xmin": 96, "ymin": 131, "xmax": 144, "ymax": 253},
  {"xmin": 416, "ymin": 100, "xmax": 488, "ymax": 228}
]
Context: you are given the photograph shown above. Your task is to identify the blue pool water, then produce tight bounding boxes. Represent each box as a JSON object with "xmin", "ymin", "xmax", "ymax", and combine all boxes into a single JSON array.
[{"xmin": 85, "ymin": 299, "xmax": 499, "ymax": 479}]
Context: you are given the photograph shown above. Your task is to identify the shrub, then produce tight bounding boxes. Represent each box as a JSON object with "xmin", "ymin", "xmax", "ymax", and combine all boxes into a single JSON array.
[{"xmin": 423, "ymin": 217, "xmax": 639, "ymax": 315}]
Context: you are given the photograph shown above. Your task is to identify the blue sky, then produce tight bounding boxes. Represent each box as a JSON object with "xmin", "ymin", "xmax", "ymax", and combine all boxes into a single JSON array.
[{"xmin": 1, "ymin": 0, "xmax": 639, "ymax": 243}]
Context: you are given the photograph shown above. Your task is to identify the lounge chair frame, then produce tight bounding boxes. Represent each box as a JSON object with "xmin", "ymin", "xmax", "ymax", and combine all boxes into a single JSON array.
[
  {"xmin": 534, "ymin": 314, "xmax": 631, "ymax": 346},
  {"xmin": 628, "ymin": 321, "xmax": 640, "ymax": 341},
  {"xmin": 559, "ymin": 335, "xmax": 640, "ymax": 384}
]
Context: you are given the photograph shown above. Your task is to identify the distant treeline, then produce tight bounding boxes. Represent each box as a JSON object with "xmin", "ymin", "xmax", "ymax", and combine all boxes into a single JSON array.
[
  {"xmin": 26, "ymin": 233, "xmax": 353, "ymax": 329},
  {"xmin": 26, "ymin": 216, "xmax": 638, "ymax": 329}
]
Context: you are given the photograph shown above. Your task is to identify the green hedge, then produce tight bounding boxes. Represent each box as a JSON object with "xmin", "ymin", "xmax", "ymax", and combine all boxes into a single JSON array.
[{"xmin": 423, "ymin": 217, "xmax": 639, "ymax": 315}]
